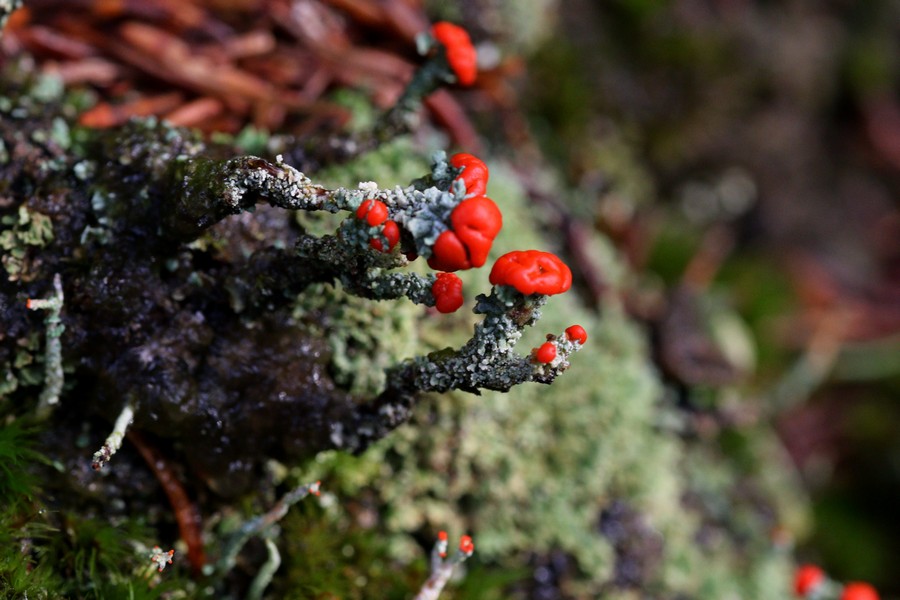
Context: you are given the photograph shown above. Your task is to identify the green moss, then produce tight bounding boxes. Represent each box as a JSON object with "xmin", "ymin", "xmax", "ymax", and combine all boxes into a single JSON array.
[
  {"xmin": 277, "ymin": 502, "xmax": 426, "ymax": 600},
  {"xmin": 293, "ymin": 282, "xmax": 420, "ymax": 397},
  {"xmin": 294, "ymin": 158, "xmax": 805, "ymax": 596},
  {"xmin": 314, "ymin": 136, "xmax": 431, "ymax": 190},
  {"xmin": 0, "ymin": 425, "xmax": 195, "ymax": 598}
]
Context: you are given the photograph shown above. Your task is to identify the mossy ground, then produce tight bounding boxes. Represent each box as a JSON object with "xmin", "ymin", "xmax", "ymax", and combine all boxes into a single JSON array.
[{"xmin": 275, "ymin": 153, "xmax": 809, "ymax": 598}]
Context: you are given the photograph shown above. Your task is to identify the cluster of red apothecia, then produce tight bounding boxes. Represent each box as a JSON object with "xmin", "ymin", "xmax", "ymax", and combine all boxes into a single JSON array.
[{"xmin": 353, "ymin": 23, "xmax": 587, "ymax": 357}]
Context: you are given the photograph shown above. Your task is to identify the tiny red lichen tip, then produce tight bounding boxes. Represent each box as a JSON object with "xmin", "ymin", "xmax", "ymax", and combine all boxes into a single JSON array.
[
  {"xmin": 382, "ymin": 220, "xmax": 400, "ymax": 249},
  {"xmin": 370, "ymin": 220, "xmax": 400, "ymax": 252},
  {"xmin": 534, "ymin": 342, "xmax": 557, "ymax": 364},
  {"xmin": 840, "ymin": 582, "xmax": 880, "ymax": 600},
  {"xmin": 26, "ymin": 299, "xmax": 32, "ymax": 309},
  {"xmin": 356, "ymin": 199, "xmax": 389, "ymax": 227},
  {"xmin": 459, "ymin": 535, "xmax": 474, "ymax": 555},
  {"xmin": 565, "ymin": 324, "xmax": 588, "ymax": 345},
  {"xmin": 449, "ymin": 153, "xmax": 489, "ymax": 197},
  {"xmin": 431, "ymin": 272, "xmax": 464, "ymax": 313},
  {"xmin": 794, "ymin": 564, "xmax": 825, "ymax": 597},
  {"xmin": 436, "ymin": 530, "xmax": 449, "ymax": 558},
  {"xmin": 150, "ymin": 546, "xmax": 175, "ymax": 573}
]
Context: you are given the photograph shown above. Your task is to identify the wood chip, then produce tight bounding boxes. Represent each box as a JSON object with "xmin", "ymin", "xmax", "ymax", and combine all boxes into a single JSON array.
[{"xmin": 163, "ymin": 96, "xmax": 224, "ymax": 127}]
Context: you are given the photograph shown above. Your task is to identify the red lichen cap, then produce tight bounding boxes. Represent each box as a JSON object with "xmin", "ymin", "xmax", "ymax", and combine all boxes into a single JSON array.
[
  {"xmin": 534, "ymin": 342, "xmax": 557, "ymax": 364},
  {"xmin": 436, "ymin": 530, "xmax": 449, "ymax": 558},
  {"xmin": 428, "ymin": 230, "xmax": 469, "ymax": 272},
  {"xmin": 450, "ymin": 196, "xmax": 502, "ymax": 267},
  {"xmin": 794, "ymin": 565, "xmax": 825, "ymax": 597},
  {"xmin": 565, "ymin": 324, "xmax": 588, "ymax": 345},
  {"xmin": 489, "ymin": 250, "xmax": 572, "ymax": 296},
  {"xmin": 427, "ymin": 196, "xmax": 502, "ymax": 272},
  {"xmin": 840, "ymin": 583, "xmax": 880, "ymax": 600},
  {"xmin": 431, "ymin": 22, "xmax": 477, "ymax": 86},
  {"xmin": 449, "ymin": 153, "xmax": 489, "ymax": 197},
  {"xmin": 370, "ymin": 220, "xmax": 400, "ymax": 252},
  {"xmin": 356, "ymin": 199, "xmax": 389, "ymax": 227},
  {"xmin": 432, "ymin": 272, "xmax": 464, "ymax": 313},
  {"xmin": 459, "ymin": 535, "xmax": 475, "ymax": 555}
]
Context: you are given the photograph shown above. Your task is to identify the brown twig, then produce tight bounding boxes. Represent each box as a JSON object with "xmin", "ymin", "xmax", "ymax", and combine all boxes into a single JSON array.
[{"xmin": 127, "ymin": 430, "xmax": 207, "ymax": 576}]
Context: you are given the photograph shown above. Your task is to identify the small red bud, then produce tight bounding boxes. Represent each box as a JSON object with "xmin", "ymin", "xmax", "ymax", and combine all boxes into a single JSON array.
[
  {"xmin": 565, "ymin": 324, "xmax": 587, "ymax": 345},
  {"xmin": 459, "ymin": 535, "xmax": 474, "ymax": 555},
  {"xmin": 840, "ymin": 583, "xmax": 880, "ymax": 600},
  {"xmin": 534, "ymin": 342, "xmax": 557, "ymax": 364},
  {"xmin": 428, "ymin": 230, "xmax": 469, "ymax": 272},
  {"xmin": 356, "ymin": 199, "xmax": 389, "ymax": 227},
  {"xmin": 370, "ymin": 220, "xmax": 400, "ymax": 252},
  {"xmin": 431, "ymin": 22, "xmax": 477, "ymax": 86},
  {"xmin": 431, "ymin": 272, "xmax": 464, "ymax": 314},
  {"xmin": 794, "ymin": 564, "xmax": 825, "ymax": 597},
  {"xmin": 449, "ymin": 153, "xmax": 489, "ymax": 197}
]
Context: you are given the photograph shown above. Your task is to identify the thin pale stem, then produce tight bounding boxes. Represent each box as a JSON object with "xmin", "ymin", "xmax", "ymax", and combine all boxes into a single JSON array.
[
  {"xmin": 247, "ymin": 537, "xmax": 281, "ymax": 600},
  {"xmin": 29, "ymin": 274, "xmax": 65, "ymax": 420},
  {"xmin": 216, "ymin": 480, "xmax": 320, "ymax": 575},
  {"xmin": 91, "ymin": 400, "xmax": 135, "ymax": 470}
]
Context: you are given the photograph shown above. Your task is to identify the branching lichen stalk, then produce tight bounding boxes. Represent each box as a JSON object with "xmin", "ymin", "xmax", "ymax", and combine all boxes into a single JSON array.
[
  {"xmin": 28, "ymin": 273, "xmax": 65, "ymax": 420},
  {"xmin": 414, "ymin": 535, "xmax": 474, "ymax": 600},
  {"xmin": 216, "ymin": 480, "xmax": 320, "ymax": 576}
]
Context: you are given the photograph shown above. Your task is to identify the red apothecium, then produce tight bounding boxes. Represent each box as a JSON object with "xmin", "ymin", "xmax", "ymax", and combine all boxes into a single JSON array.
[
  {"xmin": 431, "ymin": 272, "xmax": 464, "ymax": 313},
  {"xmin": 794, "ymin": 565, "xmax": 825, "ymax": 597},
  {"xmin": 449, "ymin": 153, "xmax": 489, "ymax": 197},
  {"xmin": 841, "ymin": 583, "xmax": 880, "ymax": 600},
  {"xmin": 565, "ymin": 324, "xmax": 588, "ymax": 345},
  {"xmin": 370, "ymin": 220, "xmax": 400, "ymax": 252},
  {"xmin": 427, "ymin": 196, "xmax": 502, "ymax": 272},
  {"xmin": 489, "ymin": 250, "xmax": 572, "ymax": 296},
  {"xmin": 356, "ymin": 199, "xmax": 388, "ymax": 227},
  {"xmin": 534, "ymin": 342, "xmax": 557, "ymax": 364},
  {"xmin": 431, "ymin": 22, "xmax": 477, "ymax": 86}
]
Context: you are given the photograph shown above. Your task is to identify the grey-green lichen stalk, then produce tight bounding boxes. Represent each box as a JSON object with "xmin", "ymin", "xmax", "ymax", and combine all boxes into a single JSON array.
[
  {"xmin": 26, "ymin": 273, "xmax": 64, "ymax": 420},
  {"xmin": 167, "ymin": 151, "xmax": 463, "ymax": 260},
  {"xmin": 389, "ymin": 289, "xmax": 546, "ymax": 395},
  {"xmin": 90, "ymin": 399, "xmax": 135, "ymax": 470}
]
